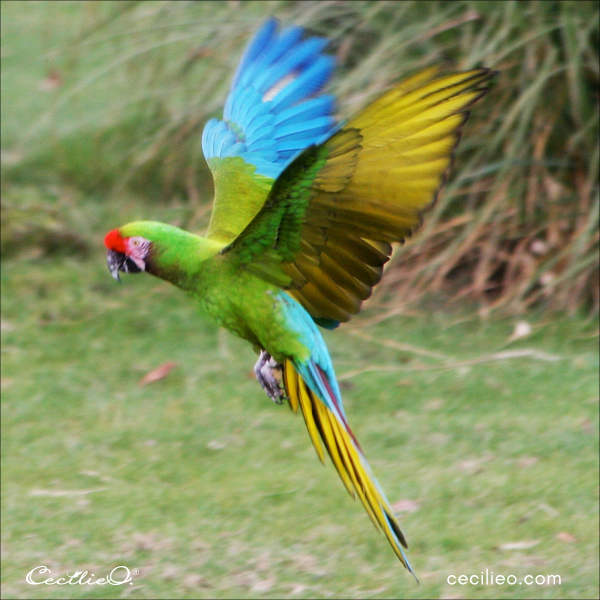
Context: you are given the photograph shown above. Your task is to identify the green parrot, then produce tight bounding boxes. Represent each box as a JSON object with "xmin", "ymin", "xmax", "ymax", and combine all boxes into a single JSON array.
[{"xmin": 104, "ymin": 18, "xmax": 493, "ymax": 574}]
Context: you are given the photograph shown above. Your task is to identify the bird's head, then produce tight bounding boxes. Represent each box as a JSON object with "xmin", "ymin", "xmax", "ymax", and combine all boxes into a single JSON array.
[
  {"xmin": 104, "ymin": 224, "xmax": 155, "ymax": 282},
  {"xmin": 104, "ymin": 221, "xmax": 223, "ymax": 286}
]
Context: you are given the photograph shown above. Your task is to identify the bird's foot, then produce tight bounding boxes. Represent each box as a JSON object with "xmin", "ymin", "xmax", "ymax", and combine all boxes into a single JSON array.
[{"xmin": 254, "ymin": 350, "xmax": 284, "ymax": 404}]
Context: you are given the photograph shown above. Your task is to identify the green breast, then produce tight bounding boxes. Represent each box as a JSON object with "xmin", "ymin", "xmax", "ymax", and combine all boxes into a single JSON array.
[{"xmin": 192, "ymin": 255, "xmax": 307, "ymax": 360}]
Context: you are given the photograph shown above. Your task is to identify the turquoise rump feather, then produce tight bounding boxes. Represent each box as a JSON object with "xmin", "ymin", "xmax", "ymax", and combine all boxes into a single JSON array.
[{"xmin": 104, "ymin": 17, "xmax": 494, "ymax": 575}]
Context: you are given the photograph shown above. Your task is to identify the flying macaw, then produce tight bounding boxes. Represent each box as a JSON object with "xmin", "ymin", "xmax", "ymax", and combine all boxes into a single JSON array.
[{"xmin": 104, "ymin": 18, "xmax": 492, "ymax": 574}]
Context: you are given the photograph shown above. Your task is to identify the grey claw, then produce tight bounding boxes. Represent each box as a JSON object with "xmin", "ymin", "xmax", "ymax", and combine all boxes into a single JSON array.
[{"xmin": 254, "ymin": 351, "xmax": 285, "ymax": 404}]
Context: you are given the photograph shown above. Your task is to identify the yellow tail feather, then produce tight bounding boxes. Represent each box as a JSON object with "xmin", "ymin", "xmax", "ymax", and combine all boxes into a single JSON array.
[{"xmin": 282, "ymin": 359, "xmax": 412, "ymax": 570}]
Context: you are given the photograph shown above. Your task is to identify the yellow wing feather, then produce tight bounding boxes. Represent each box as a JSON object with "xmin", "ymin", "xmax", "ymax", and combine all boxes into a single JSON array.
[{"xmin": 285, "ymin": 68, "xmax": 493, "ymax": 323}]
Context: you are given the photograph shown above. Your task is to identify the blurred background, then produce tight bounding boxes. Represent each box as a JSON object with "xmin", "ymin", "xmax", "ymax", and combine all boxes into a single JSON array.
[{"xmin": 1, "ymin": 1, "xmax": 598, "ymax": 598}]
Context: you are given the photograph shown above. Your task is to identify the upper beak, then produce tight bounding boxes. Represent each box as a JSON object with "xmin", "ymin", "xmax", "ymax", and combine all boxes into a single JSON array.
[{"xmin": 106, "ymin": 250, "xmax": 123, "ymax": 282}]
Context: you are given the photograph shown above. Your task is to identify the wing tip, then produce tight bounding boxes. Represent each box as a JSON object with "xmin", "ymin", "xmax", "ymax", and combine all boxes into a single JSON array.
[
  {"xmin": 397, "ymin": 64, "xmax": 496, "ymax": 244},
  {"xmin": 208, "ymin": 18, "xmax": 339, "ymax": 177}
]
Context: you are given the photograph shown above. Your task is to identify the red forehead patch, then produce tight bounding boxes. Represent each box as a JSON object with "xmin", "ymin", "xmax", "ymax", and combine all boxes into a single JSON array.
[{"xmin": 104, "ymin": 229, "xmax": 127, "ymax": 254}]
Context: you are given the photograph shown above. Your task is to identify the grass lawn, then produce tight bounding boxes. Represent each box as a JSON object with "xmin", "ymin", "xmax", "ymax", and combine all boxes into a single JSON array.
[{"xmin": 2, "ymin": 244, "xmax": 598, "ymax": 599}]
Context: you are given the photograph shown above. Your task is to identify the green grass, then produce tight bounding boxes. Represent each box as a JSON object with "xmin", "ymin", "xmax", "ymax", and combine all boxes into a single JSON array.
[{"xmin": 2, "ymin": 243, "xmax": 598, "ymax": 599}]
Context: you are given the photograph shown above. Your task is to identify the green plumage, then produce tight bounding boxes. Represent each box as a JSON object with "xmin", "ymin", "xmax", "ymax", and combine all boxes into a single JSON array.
[
  {"xmin": 119, "ymin": 221, "xmax": 310, "ymax": 361},
  {"xmin": 107, "ymin": 63, "xmax": 493, "ymax": 572},
  {"xmin": 117, "ymin": 66, "xmax": 494, "ymax": 359},
  {"xmin": 205, "ymin": 157, "xmax": 274, "ymax": 244},
  {"xmin": 223, "ymin": 143, "xmax": 332, "ymax": 264}
]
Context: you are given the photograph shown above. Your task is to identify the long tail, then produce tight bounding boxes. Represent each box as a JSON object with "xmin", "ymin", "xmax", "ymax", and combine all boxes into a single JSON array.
[{"xmin": 282, "ymin": 358, "xmax": 415, "ymax": 575}]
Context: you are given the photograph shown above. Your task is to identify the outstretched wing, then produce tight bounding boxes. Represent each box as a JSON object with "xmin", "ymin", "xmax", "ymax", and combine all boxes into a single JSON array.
[
  {"xmin": 222, "ymin": 67, "xmax": 495, "ymax": 325},
  {"xmin": 202, "ymin": 18, "xmax": 338, "ymax": 243}
]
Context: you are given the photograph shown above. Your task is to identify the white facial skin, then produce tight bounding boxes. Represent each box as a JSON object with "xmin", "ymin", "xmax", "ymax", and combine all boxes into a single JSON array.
[{"xmin": 126, "ymin": 236, "xmax": 151, "ymax": 271}]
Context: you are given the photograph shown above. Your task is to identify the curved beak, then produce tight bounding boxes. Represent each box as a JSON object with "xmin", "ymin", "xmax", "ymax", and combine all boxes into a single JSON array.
[
  {"xmin": 107, "ymin": 249, "xmax": 124, "ymax": 282},
  {"xmin": 106, "ymin": 249, "xmax": 144, "ymax": 282}
]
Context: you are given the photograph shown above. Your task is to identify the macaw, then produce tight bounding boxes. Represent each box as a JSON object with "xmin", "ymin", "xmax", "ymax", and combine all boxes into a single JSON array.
[{"xmin": 104, "ymin": 18, "xmax": 493, "ymax": 574}]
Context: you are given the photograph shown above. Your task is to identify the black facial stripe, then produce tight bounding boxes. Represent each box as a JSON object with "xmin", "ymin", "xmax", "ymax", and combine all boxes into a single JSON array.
[
  {"xmin": 121, "ymin": 256, "xmax": 142, "ymax": 274},
  {"xmin": 106, "ymin": 249, "xmax": 143, "ymax": 281}
]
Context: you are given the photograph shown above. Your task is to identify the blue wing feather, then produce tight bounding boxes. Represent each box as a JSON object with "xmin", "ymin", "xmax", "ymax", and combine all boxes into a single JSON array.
[
  {"xmin": 243, "ymin": 26, "xmax": 304, "ymax": 89},
  {"xmin": 270, "ymin": 56, "xmax": 335, "ymax": 111},
  {"xmin": 251, "ymin": 37, "xmax": 329, "ymax": 93},
  {"xmin": 231, "ymin": 18, "xmax": 277, "ymax": 88},
  {"xmin": 246, "ymin": 114, "xmax": 275, "ymax": 138},
  {"xmin": 275, "ymin": 116, "xmax": 335, "ymax": 139},
  {"xmin": 202, "ymin": 18, "xmax": 338, "ymax": 179},
  {"xmin": 274, "ymin": 96, "xmax": 336, "ymax": 126}
]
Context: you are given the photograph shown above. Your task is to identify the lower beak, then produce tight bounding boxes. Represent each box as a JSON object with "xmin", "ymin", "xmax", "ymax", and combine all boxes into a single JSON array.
[{"xmin": 106, "ymin": 250, "xmax": 123, "ymax": 282}]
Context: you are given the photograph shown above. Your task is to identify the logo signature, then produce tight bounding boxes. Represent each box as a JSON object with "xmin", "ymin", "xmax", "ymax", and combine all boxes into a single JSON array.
[{"xmin": 26, "ymin": 565, "xmax": 137, "ymax": 586}]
